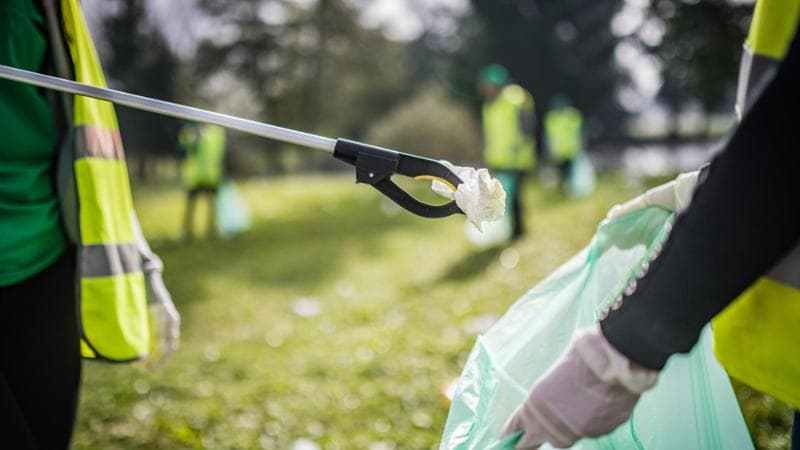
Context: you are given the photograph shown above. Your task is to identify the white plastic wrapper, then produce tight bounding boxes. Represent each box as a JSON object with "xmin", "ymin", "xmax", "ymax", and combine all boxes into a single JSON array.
[{"xmin": 432, "ymin": 162, "xmax": 506, "ymax": 231}]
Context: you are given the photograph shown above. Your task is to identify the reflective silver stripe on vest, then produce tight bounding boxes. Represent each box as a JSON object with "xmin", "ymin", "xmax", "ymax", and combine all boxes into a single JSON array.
[
  {"xmin": 735, "ymin": 44, "xmax": 780, "ymax": 120},
  {"xmin": 81, "ymin": 243, "xmax": 142, "ymax": 277},
  {"xmin": 75, "ymin": 125, "xmax": 124, "ymax": 160},
  {"xmin": 767, "ymin": 243, "xmax": 800, "ymax": 288}
]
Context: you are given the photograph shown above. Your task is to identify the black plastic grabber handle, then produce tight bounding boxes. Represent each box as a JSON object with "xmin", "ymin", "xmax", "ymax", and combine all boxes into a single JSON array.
[{"xmin": 333, "ymin": 139, "xmax": 464, "ymax": 218}]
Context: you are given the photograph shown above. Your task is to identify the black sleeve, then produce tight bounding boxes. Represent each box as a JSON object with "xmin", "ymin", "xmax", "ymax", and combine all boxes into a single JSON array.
[{"xmin": 601, "ymin": 31, "xmax": 800, "ymax": 370}]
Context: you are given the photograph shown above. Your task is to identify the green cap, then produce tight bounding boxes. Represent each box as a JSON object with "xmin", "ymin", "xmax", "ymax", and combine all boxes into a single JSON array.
[{"xmin": 479, "ymin": 64, "xmax": 510, "ymax": 86}]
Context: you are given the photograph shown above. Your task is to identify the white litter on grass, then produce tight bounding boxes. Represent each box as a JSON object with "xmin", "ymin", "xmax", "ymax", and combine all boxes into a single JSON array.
[
  {"xmin": 369, "ymin": 441, "xmax": 396, "ymax": 450},
  {"xmin": 431, "ymin": 162, "xmax": 506, "ymax": 230},
  {"xmin": 291, "ymin": 297, "xmax": 321, "ymax": 318},
  {"xmin": 290, "ymin": 438, "xmax": 321, "ymax": 450}
]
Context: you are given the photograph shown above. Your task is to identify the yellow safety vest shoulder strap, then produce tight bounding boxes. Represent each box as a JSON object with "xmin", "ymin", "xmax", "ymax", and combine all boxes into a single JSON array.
[
  {"xmin": 48, "ymin": 0, "xmax": 151, "ymax": 362},
  {"xmin": 736, "ymin": 0, "xmax": 800, "ymax": 117}
]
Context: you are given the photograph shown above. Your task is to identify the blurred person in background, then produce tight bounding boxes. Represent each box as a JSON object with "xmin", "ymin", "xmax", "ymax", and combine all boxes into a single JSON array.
[
  {"xmin": 180, "ymin": 122, "xmax": 227, "ymax": 239},
  {"xmin": 544, "ymin": 94, "xmax": 584, "ymax": 195},
  {"xmin": 501, "ymin": 0, "xmax": 800, "ymax": 448},
  {"xmin": 478, "ymin": 64, "xmax": 537, "ymax": 240},
  {"xmin": 1, "ymin": 1, "xmax": 179, "ymax": 448}
]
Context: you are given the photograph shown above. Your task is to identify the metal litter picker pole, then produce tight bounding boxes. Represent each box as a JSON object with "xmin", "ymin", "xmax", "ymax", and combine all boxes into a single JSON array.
[
  {"xmin": 0, "ymin": 64, "xmax": 336, "ymax": 153},
  {"xmin": 0, "ymin": 64, "xmax": 463, "ymax": 219}
]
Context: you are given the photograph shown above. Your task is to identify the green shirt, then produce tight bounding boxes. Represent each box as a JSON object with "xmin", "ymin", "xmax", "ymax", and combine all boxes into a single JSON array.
[{"xmin": 0, "ymin": 0, "xmax": 66, "ymax": 286}]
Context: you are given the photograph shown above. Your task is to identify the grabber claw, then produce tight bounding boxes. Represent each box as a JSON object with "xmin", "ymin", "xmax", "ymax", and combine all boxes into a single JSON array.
[{"xmin": 333, "ymin": 139, "xmax": 464, "ymax": 218}]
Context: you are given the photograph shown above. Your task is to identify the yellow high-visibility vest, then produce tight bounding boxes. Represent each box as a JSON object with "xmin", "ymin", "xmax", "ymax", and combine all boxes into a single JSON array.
[
  {"xmin": 180, "ymin": 123, "xmax": 227, "ymax": 188},
  {"xmin": 544, "ymin": 106, "xmax": 583, "ymax": 163},
  {"xmin": 49, "ymin": 0, "xmax": 150, "ymax": 362},
  {"xmin": 482, "ymin": 84, "xmax": 536, "ymax": 171},
  {"xmin": 713, "ymin": 0, "xmax": 800, "ymax": 409}
]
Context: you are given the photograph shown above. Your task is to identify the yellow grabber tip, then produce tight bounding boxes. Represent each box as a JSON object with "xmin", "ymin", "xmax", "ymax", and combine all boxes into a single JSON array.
[{"xmin": 415, "ymin": 175, "xmax": 457, "ymax": 192}]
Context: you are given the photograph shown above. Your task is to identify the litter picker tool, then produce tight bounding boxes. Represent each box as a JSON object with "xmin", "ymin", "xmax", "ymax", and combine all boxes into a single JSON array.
[{"xmin": 0, "ymin": 64, "xmax": 463, "ymax": 219}]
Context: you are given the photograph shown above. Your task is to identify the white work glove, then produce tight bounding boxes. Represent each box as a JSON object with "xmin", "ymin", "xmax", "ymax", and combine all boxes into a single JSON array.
[
  {"xmin": 133, "ymin": 216, "xmax": 181, "ymax": 366},
  {"xmin": 148, "ymin": 297, "xmax": 181, "ymax": 366},
  {"xmin": 431, "ymin": 161, "xmax": 506, "ymax": 230},
  {"xmin": 606, "ymin": 170, "xmax": 700, "ymax": 220},
  {"xmin": 501, "ymin": 325, "xmax": 658, "ymax": 449}
]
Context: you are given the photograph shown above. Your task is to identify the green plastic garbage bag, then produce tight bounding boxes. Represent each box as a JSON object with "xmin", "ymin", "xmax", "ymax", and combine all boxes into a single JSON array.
[
  {"xmin": 567, "ymin": 151, "xmax": 596, "ymax": 198},
  {"xmin": 215, "ymin": 181, "xmax": 251, "ymax": 238},
  {"xmin": 440, "ymin": 207, "xmax": 753, "ymax": 450}
]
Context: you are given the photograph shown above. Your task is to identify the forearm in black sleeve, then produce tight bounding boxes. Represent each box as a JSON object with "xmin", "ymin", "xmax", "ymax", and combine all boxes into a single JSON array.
[{"xmin": 601, "ymin": 31, "xmax": 800, "ymax": 370}]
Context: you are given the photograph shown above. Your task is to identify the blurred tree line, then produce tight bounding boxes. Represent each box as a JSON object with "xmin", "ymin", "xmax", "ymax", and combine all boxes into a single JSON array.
[
  {"xmin": 439, "ymin": 0, "xmax": 750, "ymax": 143},
  {"xmin": 649, "ymin": 0, "xmax": 751, "ymax": 111},
  {"xmin": 93, "ymin": 0, "xmax": 751, "ymax": 179},
  {"xmin": 97, "ymin": 0, "xmax": 423, "ymax": 177},
  {"xmin": 438, "ymin": 0, "xmax": 626, "ymax": 143}
]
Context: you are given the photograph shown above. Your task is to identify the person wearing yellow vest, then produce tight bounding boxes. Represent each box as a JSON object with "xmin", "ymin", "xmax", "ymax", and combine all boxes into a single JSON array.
[
  {"xmin": 479, "ymin": 64, "xmax": 537, "ymax": 240},
  {"xmin": 544, "ymin": 94, "xmax": 584, "ymax": 193},
  {"xmin": 501, "ymin": 1, "xmax": 800, "ymax": 448},
  {"xmin": 0, "ymin": 0, "xmax": 180, "ymax": 447},
  {"xmin": 180, "ymin": 121, "xmax": 227, "ymax": 239}
]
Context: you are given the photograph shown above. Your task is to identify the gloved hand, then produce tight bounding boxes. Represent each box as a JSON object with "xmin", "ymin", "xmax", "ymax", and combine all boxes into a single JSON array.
[
  {"xmin": 149, "ymin": 297, "xmax": 181, "ymax": 366},
  {"xmin": 133, "ymin": 215, "xmax": 181, "ymax": 366},
  {"xmin": 606, "ymin": 170, "xmax": 700, "ymax": 220},
  {"xmin": 501, "ymin": 325, "xmax": 658, "ymax": 449}
]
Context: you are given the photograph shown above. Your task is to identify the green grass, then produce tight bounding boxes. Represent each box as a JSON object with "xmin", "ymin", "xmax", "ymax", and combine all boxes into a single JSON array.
[{"xmin": 73, "ymin": 174, "xmax": 794, "ymax": 449}]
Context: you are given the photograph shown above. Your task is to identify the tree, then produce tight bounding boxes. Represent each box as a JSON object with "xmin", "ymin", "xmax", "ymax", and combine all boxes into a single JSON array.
[
  {"xmin": 440, "ymin": 0, "xmax": 627, "ymax": 141},
  {"xmin": 646, "ymin": 0, "xmax": 751, "ymax": 111},
  {"xmin": 101, "ymin": 0, "xmax": 183, "ymax": 179},
  {"xmin": 366, "ymin": 83, "xmax": 483, "ymax": 165},
  {"xmin": 193, "ymin": 0, "xmax": 413, "ymax": 172}
]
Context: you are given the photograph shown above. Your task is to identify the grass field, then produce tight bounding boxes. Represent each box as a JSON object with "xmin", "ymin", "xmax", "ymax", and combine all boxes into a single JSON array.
[{"xmin": 73, "ymin": 174, "xmax": 794, "ymax": 449}]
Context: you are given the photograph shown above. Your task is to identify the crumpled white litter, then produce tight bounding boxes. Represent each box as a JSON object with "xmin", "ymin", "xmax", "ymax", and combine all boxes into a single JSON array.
[
  {"xmin": 291, "ymin": 297, "xmax": 321, "ymax": 318},
  {"xmin": 431, "ymin": 162, "xmax": 506, "ymax": 231}
]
